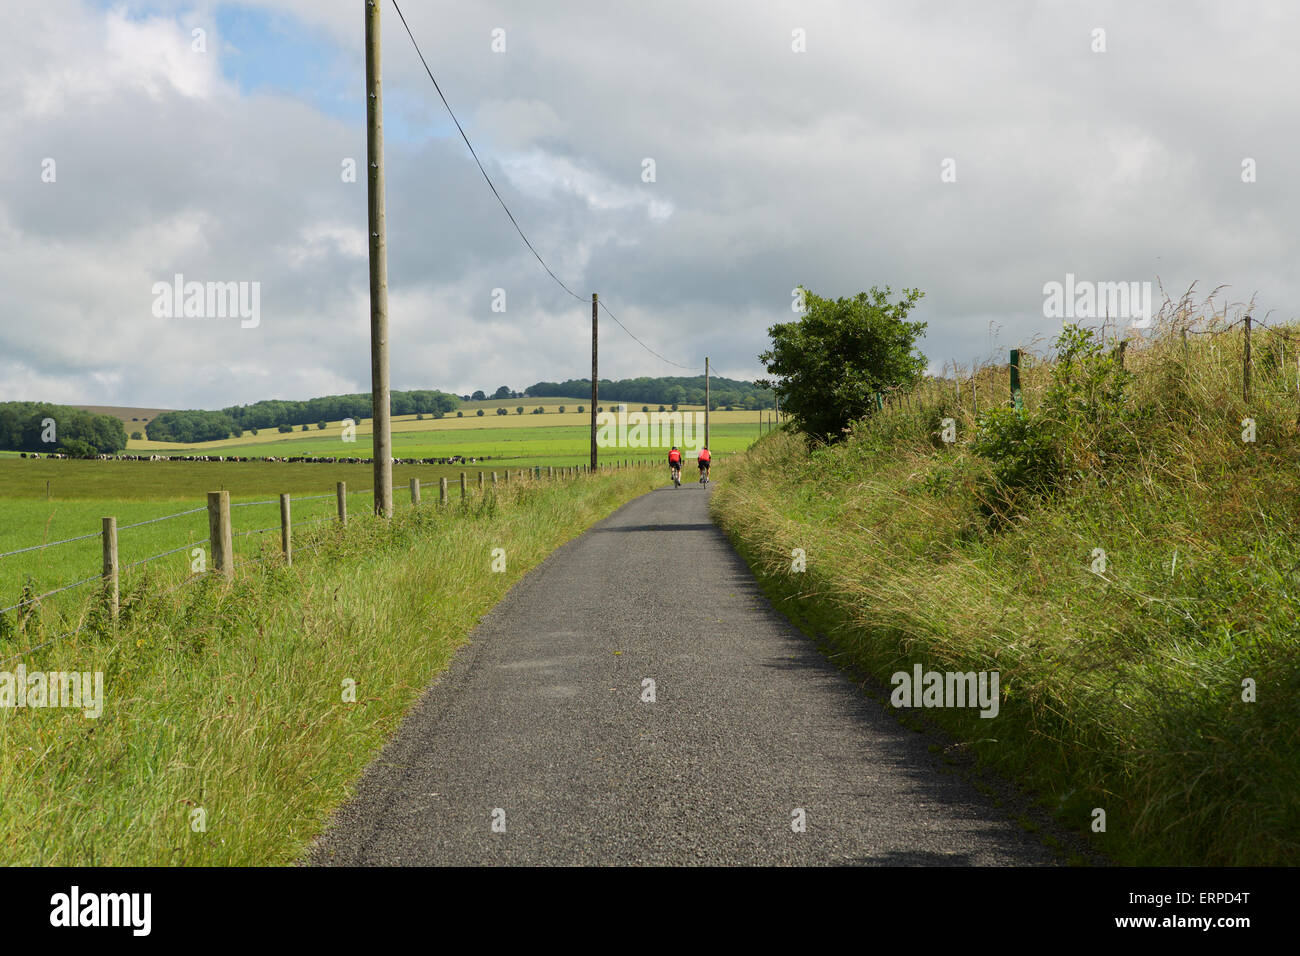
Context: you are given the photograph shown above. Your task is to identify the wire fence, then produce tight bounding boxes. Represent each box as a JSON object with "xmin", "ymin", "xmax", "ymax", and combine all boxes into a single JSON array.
[
  {"xmin": 0, "ymin": 460, "xmax": 659, "ymax": 661},
  {"xmin": 871, "ymin": 297, "xmax": 1300, "ymax": 429}
]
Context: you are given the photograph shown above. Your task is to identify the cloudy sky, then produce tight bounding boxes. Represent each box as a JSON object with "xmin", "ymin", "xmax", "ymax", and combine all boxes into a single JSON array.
[{"xmin": 1, "ymin": 0, "xmax": 1295, "ymax": 409}]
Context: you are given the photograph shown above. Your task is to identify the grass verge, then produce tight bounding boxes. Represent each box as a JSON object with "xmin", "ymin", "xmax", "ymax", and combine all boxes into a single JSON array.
[
  {"xmin": 711, "ymin": 317, "xmax": 1300, "ymax": 866},
  {"xmin": 0, "ymin": 467, "xmax": 657, "ymax": 864}
]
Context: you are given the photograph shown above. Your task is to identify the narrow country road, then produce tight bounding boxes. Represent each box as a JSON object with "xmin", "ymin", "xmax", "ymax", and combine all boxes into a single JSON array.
[{"xmin": 311, "ymin": 481, "xmax": 1058, "ymax": 866}]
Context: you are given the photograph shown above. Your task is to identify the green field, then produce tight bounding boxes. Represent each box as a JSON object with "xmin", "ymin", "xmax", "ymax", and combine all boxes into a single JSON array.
[
  {"xmin": 154, "ymin": 421, "xmax": 754, "ymax": 464},
  {"xmin": 0, "ymin": 458, "xmax": 666, "ymax": 618}
]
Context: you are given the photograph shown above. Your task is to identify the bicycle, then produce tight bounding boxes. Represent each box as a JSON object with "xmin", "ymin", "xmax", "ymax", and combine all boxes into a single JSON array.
[
  {"xmin": 698, "ymin": 466, "xmax": 709, "ymax": 486},
  {"xmin": 670, "ymin": 463, "xmax": 681, "ymax": 487}
]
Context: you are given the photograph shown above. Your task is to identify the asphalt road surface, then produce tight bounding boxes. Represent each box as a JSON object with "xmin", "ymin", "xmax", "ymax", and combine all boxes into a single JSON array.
[{"xmin": 311, "ymin": 480, "xmax": 1059, "ymax": 866}]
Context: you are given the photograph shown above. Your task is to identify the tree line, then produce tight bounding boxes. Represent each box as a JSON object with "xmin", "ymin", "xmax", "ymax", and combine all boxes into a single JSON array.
[
  {"xmin": 147, "ymin": 389, "xmax": 461, "ymax": 443},
  {"xmin": 521, "ymin": 375, "xmax": 776, "ymax": 410},
  {"xmin": 0, "ymin": 402, "xmax": 128, "ymax": 456}
]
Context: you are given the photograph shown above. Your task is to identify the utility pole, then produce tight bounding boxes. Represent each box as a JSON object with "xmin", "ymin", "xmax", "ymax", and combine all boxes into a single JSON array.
[
  {"xmin": 591, "ymin": 293, "xmax": 598, "ymax": 471},
  {"xmin": 704, "ymin": 356, "xmax": 710, "ymax": 449},
  {"xmin": 365, "ymin": 0, "xmax": 393, "ymax": 518}
]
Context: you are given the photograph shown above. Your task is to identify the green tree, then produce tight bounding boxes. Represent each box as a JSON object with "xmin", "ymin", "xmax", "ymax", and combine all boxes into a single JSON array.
[{"xmin": 758, "ymin": 286, "xmax": 926, "ymax": 442}]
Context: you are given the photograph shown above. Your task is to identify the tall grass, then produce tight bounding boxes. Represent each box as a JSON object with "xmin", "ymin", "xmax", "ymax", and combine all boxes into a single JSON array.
[
  {"xmin": 712, "ymin": 294, "xmax": 1300, "ymax": 865},
  {"xmin": 0, "ymin": 468, "xmax": 658, "ymax": 864}
]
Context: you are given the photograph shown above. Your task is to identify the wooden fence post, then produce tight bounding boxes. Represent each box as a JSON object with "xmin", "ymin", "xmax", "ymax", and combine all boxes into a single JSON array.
[
  {"xmin": 548, "ymin": 466, "xmax": 553, "ymax": 479},
  {"xmin": 280, "ymin": 493, "xmax": 292, "ymax": 566},
  {"xmin": 101, "ymin": 516, "xmax": 118, "ymax": 622},
  {"xmin": 1243, "ymin": 314, "xmax": 1252, "ymax": 403},
  {"xmin": 336, "ymin": 482, "xmax": 347, "ymax": 525},
  {"xmin": 478, "ymin": 471, "xmax": 484, "ymax": 491},
  {"xmin": 491, "ymin": 471, "xmax": 498, "ymax": 486},
  {"xmin": 410, "ymin": 478, "xmax": 421, "ymax": 506},
  {"xmin": 440, "ymin": 476, "xmax": 448, "ymax": 504},
  {"xmin": 460, "ymin": 472, "xmax": 467, "ymax": 499},
  {"xmin": 208, "ymin": 491, "xmax": 233, "ymax": 580}
]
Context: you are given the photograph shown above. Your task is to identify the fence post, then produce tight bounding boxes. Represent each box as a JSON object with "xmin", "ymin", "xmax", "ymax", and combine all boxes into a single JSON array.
[
  {"xmin": 1243, "ymin": 314, "xmax": 1252, "ymax": 402},
  {"xmin": 440, "ymin": 476, "xmax": 448, "ymax": 505},
  {"xmin": 208, "ymin": 490, "xmax": 233, "ymax": 580},
  {"xmin": 548, "ymin": 466, "xmax": 553, "ymax": 479},
  {"xmin": 410, "ymin": 478, "xmax": 421, "ymax": 506},
  {"xmin": 336, "ymin": 482, "xmax": 347, "ymax": 525},
  {"xmin": 101, "ymin": 516, "xmax": 118, "ymax": 622},
  {"xmin": 280, "ymin": 493, "xmax": 292, "ymax": 566},
  {"xmin": 491, "ymin": 471, "xmax": 498, "ymax": 486},
  {"xmin": 504, "ymin": 469, "xmax": 510, "ymax": 483},
  {"xmin": 478, "ymin": 471, "xmax": 484, "ymax": 491},
  {"xmin": 1009, "ymin": 349, "xmax": 1022, "ymax": 410},
  {"xmin": 1116, "ymin": 339, "xmax": 1127, "ymax": 369},
  {"xmin": 460, "ymin": 472, "xmax": 467, "ymax": 499}
]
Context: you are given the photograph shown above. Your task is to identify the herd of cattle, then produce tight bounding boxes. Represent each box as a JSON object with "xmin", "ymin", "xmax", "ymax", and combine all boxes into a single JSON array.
[{"xmin": 17, "ymin": 452, "xmax": 486, "ymax": 465}]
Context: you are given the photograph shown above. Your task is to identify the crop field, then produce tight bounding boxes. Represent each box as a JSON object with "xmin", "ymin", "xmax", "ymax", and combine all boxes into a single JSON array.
[{"xmin": 128, "ymin": 399, "xmax": 771, "ymax": 462}]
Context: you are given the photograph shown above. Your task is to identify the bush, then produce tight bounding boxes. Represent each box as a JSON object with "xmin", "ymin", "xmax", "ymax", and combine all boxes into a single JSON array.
[
  {"xmin": 317, "ymin": 421, "xmax": 327, "ymax": 430},
  {"xmin": 496, "ymin": 408, "xmax": 508, "ymax": 416},
  {"xmin": 658, "ymin": 405, "xmax": 666, "ymax": 412},
  {"xmin": 476, "ymin": 409, "xmax": 485, "ymax": 417},
  {"xmin": 970, "ymin": 406, "xmax": 1063, "ymax": 498},
  {"xmin": 301, "ymin": 424, "xmax": 310, "ymax": 431},
  {"xmin": 130, "ymin": 431, "xmax": 143, "ymax": 441},
  {"xmin": 59, "ymin": 438, "xmax": 98, "ymax": 459},
  {"xmin": 577, "ymin": 406, "xmax": 585, "ymax": 414},
  {"xmin": 758, "ymin": 285, "xmax": 927, "ymax": 442},
  {"xmin": 456, "ymin": 412, "xmax": 463, "ymax": 418},
  {"xmin": 516, "ymin": 407, "xmax": 524, "ymax": 415},
  {"xmin": 278, "ymin": 424, "xmax": 293, "ymax": 433},
  {"xmin": 557, "ymin": 406, "xmax": 566, "ymax": 414},
  {"xmin": 969, "ymin": 325, "xmax": 1135, "ymax": 518}
]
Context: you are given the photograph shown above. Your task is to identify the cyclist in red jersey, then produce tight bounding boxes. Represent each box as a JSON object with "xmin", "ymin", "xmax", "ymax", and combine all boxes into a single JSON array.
[
  {"xmin": 697, "ymin": 446, "xmax": 711, "ymax": 481},
  {"xmin": 667, "ymin": 446, "xmax": 682, "ymax": 484}
]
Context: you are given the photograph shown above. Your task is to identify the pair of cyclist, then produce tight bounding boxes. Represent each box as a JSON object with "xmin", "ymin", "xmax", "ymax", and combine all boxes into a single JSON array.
[{"xmin": 668, "ymin": 446, "xmax": 709, "ymax": 483}]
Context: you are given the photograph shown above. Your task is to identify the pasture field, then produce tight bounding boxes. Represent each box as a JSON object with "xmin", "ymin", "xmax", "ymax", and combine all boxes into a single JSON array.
[
  {"xmin": 0, "ymin": 456, "xmax": 679, "ymax": 619},
  {"xmin": 1, "ymin": 406, "xmax": 758, "ymax": 626}
]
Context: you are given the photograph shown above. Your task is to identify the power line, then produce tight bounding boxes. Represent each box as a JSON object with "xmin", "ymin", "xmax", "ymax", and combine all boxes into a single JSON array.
[
  {"xmin": 388, "ymin": 0, "xmax": 701, "ymax": 373},
  {"xmin": 599, "ymin": 300, "xmax": 701, "ymax": 371},
  {"xmin": 389, "ymin": 0, "xmax": 585, "ymax": 303}
]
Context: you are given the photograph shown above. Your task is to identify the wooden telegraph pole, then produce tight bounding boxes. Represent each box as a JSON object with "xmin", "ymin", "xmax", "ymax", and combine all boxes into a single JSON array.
[
  {"xmin": 366, "ymin": 0, "xmax": 393, "ymax": 518},
  {"xmin": 704, "ymin": 356, "xmax": 710, "ymax": 449},
  {"xmin": 591, "ymin": 293, "xmax": 598, "ymax": 471}
]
